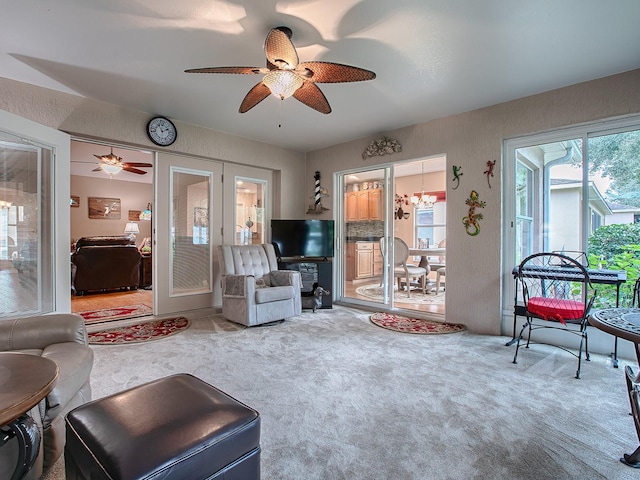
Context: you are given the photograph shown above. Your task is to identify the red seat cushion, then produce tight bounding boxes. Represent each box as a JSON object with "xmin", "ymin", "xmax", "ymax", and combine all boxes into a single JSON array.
[{"xmin": 527, "ymin": 297, "xmax": 584, "ymax": 325}]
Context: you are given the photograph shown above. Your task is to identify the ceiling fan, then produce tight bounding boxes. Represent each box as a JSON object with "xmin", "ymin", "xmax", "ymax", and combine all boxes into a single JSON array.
[
  {"xmin": 91, "ymin": 148, "xmax": 152, "ymax": 175},
  {"xmin": 185, "ymin": 26, "xmax": 376, "ymax": 114}
]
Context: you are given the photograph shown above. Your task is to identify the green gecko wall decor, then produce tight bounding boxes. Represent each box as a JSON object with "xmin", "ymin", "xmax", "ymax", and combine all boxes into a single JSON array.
[
  {"xmin": 452, "ymin": 165, "xmax": 463, "ymax": 189},
  {"xmin": 462, "ymin": 190, "xmax": 486, "ymax": 236}
]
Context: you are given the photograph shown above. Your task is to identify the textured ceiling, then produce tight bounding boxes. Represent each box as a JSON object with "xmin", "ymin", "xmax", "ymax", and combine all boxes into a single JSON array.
[{"xmin": 2, "ymin": 1, "xmax": 640, "ymax": 152}]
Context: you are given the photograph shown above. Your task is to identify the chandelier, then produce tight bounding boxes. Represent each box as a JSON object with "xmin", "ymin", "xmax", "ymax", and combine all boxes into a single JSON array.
[{"xmin": 411, "ymin": 162, "xmax": 436, "ymax": 209}]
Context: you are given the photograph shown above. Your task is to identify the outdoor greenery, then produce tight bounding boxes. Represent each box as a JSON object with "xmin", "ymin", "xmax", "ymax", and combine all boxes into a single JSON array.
[
  {"xmin": 588, "ymin": 224, "xmax": 640, "ymax": 308},
  {"xmin": 583, "ymin": 131, "xmax": 640, "ymax": 307},
  {"xmin": 588, "ymin": 130, "xmax": 640, "ymax": 207}
]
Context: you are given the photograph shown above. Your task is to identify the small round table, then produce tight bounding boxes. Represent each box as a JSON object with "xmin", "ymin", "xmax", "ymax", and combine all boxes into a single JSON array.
[
  {"xmin": 589, "ymin": 308, "xmax": 640, "ymax": 467},
  {"xmin": 0, "ymin": 352, "xmax": 58, "ymax": 480}
]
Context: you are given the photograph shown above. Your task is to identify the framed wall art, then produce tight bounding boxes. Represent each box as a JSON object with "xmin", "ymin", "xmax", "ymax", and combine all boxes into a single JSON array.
[
  {"xmin": 70, "ymin": 196, "xmax": 80, "ymax": 208},
  {"xmin": 88, "ymin": 197, "xmax": 121, "ymax": 219}
]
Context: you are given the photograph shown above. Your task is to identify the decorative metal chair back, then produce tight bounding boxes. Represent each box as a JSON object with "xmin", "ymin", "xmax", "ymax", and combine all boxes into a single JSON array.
[
  {"xmin": 632, "ymin": 277, "xmax": 640, "ymax": 307},
  {"xmin": 513, "ymin": 252, "xmax": 596, "ymax": 378}
]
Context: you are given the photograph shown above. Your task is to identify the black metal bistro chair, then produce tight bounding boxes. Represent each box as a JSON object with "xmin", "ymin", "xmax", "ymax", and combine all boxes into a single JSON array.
[{"xmin": 512, "ymin": 252, "xmax": 597, "ymax": 379}]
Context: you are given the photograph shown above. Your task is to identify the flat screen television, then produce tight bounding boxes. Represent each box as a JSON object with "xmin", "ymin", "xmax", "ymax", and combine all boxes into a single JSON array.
[{"xmin": 271, "ymin": 219, "xmax": 335, "ymax": 258}]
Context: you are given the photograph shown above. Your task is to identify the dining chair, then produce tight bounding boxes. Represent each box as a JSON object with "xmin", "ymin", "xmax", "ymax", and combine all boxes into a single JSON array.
[
  {"xmin": 378, "ymin": 237, "xmax": 428, "ymax": 296},
  {"xmin": 392, "ymin": 237, "xmax": 427, "ymax": 297}
]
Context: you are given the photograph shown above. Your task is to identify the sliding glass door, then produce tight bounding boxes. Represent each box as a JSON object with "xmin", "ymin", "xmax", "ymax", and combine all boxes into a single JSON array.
[
  {"xmin": 503, "ymin": 116, "xmax": 640, "ymax": 323},
  {"xmin": 337, "ymin": 156, "xmax": 447, "ymax": 316},
  {"xmin": 339, "ymin": 167, "xmax": 390, "ymax": 307},
  {"xmin": 0, "ymin": 109, "xmax": 70, "ymax": 317}
]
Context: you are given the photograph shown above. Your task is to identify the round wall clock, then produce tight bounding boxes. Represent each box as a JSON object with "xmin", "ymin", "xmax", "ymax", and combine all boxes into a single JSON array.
[{"xmin": 146, "ymin": 116, "xmax": 177, "ymax": 146}]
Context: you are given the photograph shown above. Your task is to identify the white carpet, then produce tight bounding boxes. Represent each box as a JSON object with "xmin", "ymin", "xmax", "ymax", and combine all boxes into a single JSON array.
[{"xmin": 42, "ymin": 306, "xmax": 640, "ymax": 480}]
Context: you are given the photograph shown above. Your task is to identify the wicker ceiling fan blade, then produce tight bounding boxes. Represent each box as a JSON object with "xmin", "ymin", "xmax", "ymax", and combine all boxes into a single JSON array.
[
  {"xmin": 293, "ymin": 82, "xmax": 331, "ymax": 114},
  {"xmin": 184, "ymin": 66, "xmax": 269, "ymax": 75},
  {"xmin": 297, "ymin": 62, "xmax": 376, "ymax": 83},
  {"xmin": 123, "ymin": 162, "xmax": 152, "ymax": 168},
  {"xmin": 239, "ymin": 82, "xmax": 272, "ymax": 113},
  {"xmin": 265, "ymin": 27, "xmax": 298, "ymax": 69},
  {"xmin": 123, "ymin": 166, "xmax": 147, "ymax": 175}
]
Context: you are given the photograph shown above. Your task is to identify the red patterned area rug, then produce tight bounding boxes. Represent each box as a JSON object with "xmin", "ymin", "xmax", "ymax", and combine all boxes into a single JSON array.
[
  {"xmin": 88, "ymin": 317, "xmax": 190, "ymax": 345},
  {"xmin": 370, "ymin": 312, "xmax": 465, "ymax": 334},
  {"xmin": 78, "ymin": 304, "xmax": 153, "ymax": 324}
]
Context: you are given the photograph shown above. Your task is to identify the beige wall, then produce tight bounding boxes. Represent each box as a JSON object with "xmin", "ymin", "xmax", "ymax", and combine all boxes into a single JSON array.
[
  {"xmin": 70, "ymin": 175, "xmax": 152, "ymax": 245},
  {"xmin": 0, "ymin": 76, "xmax": 307, "ymax": 219},
  {"xmin": 306, "ymin": 68, "xmax": 640, "ymax": 335}
]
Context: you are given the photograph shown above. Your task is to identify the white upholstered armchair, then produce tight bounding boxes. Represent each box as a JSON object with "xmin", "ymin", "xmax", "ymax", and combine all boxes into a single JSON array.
[{"xmin": 217, "ymin": 243, "xmax": 302, "ymax": 326}]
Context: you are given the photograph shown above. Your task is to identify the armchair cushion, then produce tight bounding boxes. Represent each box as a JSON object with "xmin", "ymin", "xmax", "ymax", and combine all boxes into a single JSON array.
[{"xmin": 255, "ymin": 285, "xmax": 296, "ymax": 304}]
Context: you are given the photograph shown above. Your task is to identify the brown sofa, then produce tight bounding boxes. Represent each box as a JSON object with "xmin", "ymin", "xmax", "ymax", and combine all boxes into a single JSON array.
[
  {"xmin": 0, "ymin": 313, "xmax": 93, "ymax": 479},
  {"xmin": 71, "ymin": 235, "xmax": 141, "ymax": 296}
]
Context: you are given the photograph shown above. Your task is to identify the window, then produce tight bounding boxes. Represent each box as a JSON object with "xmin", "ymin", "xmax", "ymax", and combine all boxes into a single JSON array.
[
  {"xmin": 234, "ymin": 177, "xmax": 266, "ymax": 245},
  {"xmin": 515, "ymin": 162, "xmax": 534, "ymax": 264},
  {"xmin": 415, "ymin": 201, "xmax": 446, "ymax": 248}
]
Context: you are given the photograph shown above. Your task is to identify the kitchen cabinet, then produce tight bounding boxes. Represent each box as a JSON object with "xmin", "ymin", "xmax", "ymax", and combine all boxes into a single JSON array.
[
  {"xmin": 345, "ymin": 241, "xmax": 383, "ymax": 280},
  {"xmin": 345, "ymin": 188, "xmax": 383, "ymax": 221},
  {"xmin": 356, "ymin": 242, "xmax": 373, "ymax": 278},
  {"xmin": 346, "ymin": 191, "xmax": 358, "ymax": 221},
  {"xmin": 368, "ymin": 189, "xmax": 383, "ymax": 221}
]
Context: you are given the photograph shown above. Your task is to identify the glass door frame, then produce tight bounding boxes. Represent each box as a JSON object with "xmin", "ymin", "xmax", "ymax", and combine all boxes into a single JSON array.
[
  {"xmin": 335, "ymin": 165, "xmax": 394, "ymax": 309},
  {"xmin": 155, "ymin": 152, "xmax": 223, "ymax": 315}
]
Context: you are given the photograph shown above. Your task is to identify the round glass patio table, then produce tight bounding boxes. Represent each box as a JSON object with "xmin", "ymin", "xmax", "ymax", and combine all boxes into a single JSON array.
[{"xmin": 589, "ymin": 308, "xmax": 640, "ymax": 467}]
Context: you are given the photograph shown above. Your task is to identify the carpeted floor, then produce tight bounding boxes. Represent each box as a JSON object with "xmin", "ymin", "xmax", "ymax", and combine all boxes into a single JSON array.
[{"xmin": 42, "ymin": 306, "xmax": 640, "ymax": 480}]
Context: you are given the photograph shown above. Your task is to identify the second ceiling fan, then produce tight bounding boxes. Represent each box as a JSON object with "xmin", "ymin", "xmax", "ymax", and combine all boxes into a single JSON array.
[
  {"xmin": 93, "ymin": 148, "xmax": 152, "ymax": 175},
  {"xmin": 185, "ymin": 26, "xmax": 376, "ymax": 114}
]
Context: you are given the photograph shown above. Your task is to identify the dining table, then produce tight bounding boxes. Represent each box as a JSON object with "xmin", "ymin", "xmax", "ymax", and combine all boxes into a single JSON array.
[
  {"xmin": 588, "ymin": 308, "xmax": 640, "ymax": 467},
  {"xmin": 409, "ymin": 248, "xmax": 446, "ymax": 270},
  {"xmin": 408, "ymin": 247, "xmax": 446, "ymax": 257}
]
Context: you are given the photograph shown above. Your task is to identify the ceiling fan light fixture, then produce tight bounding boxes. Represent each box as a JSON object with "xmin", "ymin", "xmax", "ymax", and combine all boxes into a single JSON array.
[
  {"xmin": 263, "ymin": 70, "xmax": 303, "ymax": 100},
  {"xmin": 101, "ymin": 163, "xmax": 123, "ymax": 175}
]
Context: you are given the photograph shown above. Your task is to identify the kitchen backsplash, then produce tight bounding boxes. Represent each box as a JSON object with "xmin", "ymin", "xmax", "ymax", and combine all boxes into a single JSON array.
[{"xmin": 345, "ymin": 221, "xmax": 384, "ymax": 239}]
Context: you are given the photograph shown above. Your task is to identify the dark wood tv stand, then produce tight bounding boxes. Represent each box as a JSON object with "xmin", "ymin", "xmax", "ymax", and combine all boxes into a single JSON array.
[{"xmin": 278, "ymin": 257, "xmax": 332, "ymax": 309}]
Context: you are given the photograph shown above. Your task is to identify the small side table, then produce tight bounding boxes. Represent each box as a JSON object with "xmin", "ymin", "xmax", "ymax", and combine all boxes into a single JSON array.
[
  {"xmin": 140, "ymin": 254, "xmax": 152, "ymax": 288},
  {"xmin": 0, "ymin": 352, "xmax": 58, "ymax": 480},
  {"xmin": 589, "ymin": 308, "xmax": 640, "ymax": 467}
]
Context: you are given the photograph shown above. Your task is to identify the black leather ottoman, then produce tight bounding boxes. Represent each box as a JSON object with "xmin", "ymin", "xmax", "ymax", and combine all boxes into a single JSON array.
[{"xmin": 64, "ymin": 374, "xmax": 260, "ymax": 479}]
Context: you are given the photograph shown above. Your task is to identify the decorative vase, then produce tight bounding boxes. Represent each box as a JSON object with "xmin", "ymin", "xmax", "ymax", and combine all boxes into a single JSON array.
[{"xmin": 396, "ymin": 207, "xmax": 403, "ymax": 219}]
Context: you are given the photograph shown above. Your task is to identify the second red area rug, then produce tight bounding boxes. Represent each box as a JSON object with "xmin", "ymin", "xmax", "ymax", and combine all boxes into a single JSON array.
[{"xmin": 370, "ymin": 312, "xmax": 465, "ymax": 335}]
